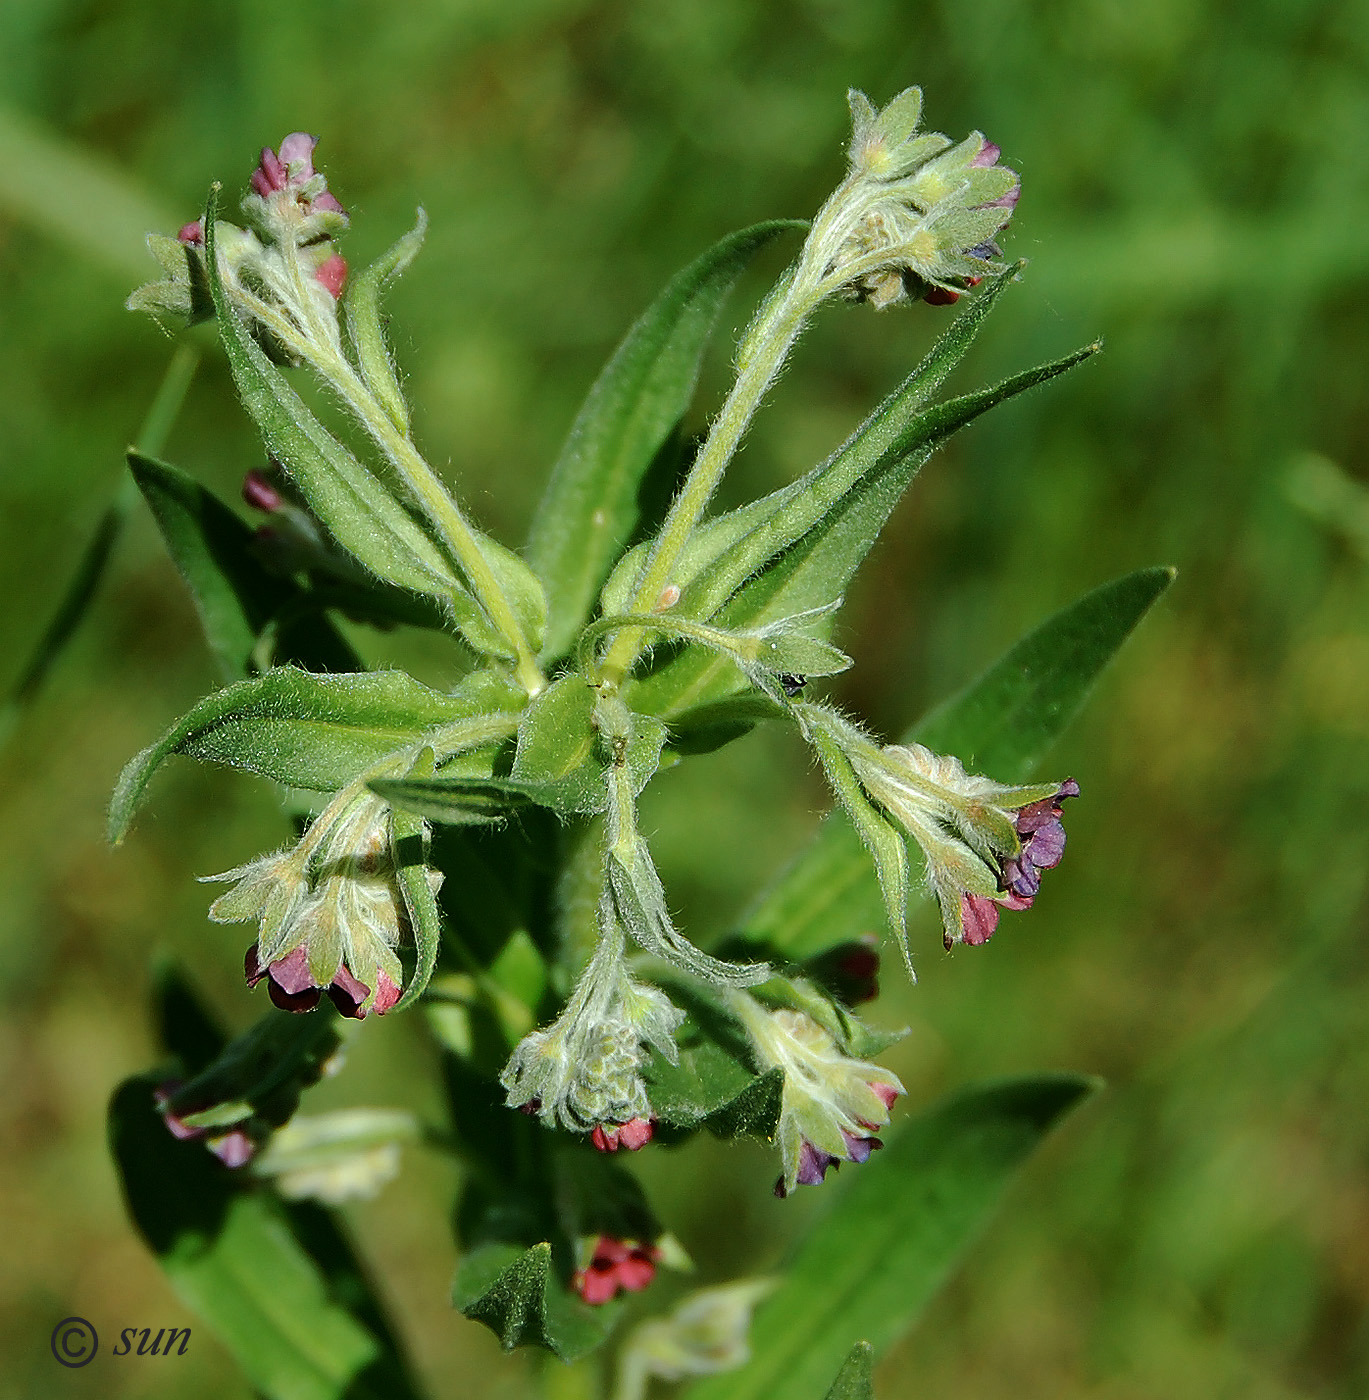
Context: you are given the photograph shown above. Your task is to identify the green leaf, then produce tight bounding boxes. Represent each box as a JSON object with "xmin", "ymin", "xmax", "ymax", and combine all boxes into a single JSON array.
[
  {"xmin": 345, "ymin": 209, "xmax": 427, "ymax": 434},
  {"xmin": 528, "ymin": 221, "xmax": 802, "ymax": 661},
  {"xmin": 130, "ymin": 451, "xmax": 361, "ymax": 678},
  {"xmin": 602, "ymin": 266, "xmax": 1018, "ymax": 628},
  {"xmin": 110, "ymin": 666, "xmax": 520, "ymax": 843},
  {"xmin": 807, "ymin": 725, "xmax": 910, "ymax": 976},
  {"xmin": 391, "ymin": 751, "xmax": 445, "ymax": 1010},
  {"xmin": 159, "ymin": 1007, "xmax": 341, "ymax": 1133},
  {"xmin": 110, "ymin": 1073, "xmax": 421, "ymax": 1400},
  {"xmin": 454, "ymin": 1242, "xmax": 617, "ymax": 1361},
  {"xmin": 823, "ymin": 1343, "xmax": 873, "ymax": 1400},
  {"xmin": 204, "ymin": 193, "xmax": 464, "ymax": 610},
  {"xmin": 631, "ymin": 338, "xmax": 1102, "ymax": 722},
  {"xmin": 743, "ymin": 567, "xmax": 1174, "ymax": 957},
  {"xmin": 685, "ymin": 1075, "xmax": 1098, "ymax": 1400},
  {"xmin": 645, "ymin": 981, "xmax": 783, "ymax": 1139},
  {"xmin": 510, "ymin": 673, "xmax": 666, "ymax": 817}
]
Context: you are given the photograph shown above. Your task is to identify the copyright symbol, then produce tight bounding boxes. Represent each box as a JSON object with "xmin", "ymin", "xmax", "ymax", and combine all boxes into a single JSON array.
[{"xmin": 51, "ymin": 1316, "xmax": 98, "ymax": 1368}]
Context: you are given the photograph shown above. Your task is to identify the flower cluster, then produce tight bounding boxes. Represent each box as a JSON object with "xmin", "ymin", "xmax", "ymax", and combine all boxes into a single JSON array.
[
  {"xmin": 128, "ymin": 133, "xmax": 350, "ymax": 339},
  {"xmin": 852, "ymin": 742, "xmax": 1078, "ymax": 949},
  {"xmin": 727, "ymin": 1001, "xmax": 904, "ymax": 1196},
  {"xmin": 500, "ymin": 920, "xmax": 683, "ymax": 1135},
  {"xmin": 821, "ymin": 87, "xmax": 1020, "ymax": 310},
  {"xmin": 208, "ymin": 794, "xmax": 428, "ymax": 1018}
]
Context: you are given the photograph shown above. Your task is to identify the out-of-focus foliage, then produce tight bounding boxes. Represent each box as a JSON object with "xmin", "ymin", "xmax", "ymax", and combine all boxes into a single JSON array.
[{"xmin": 1, "ymin": 2, "xmax": 1367, "ymax": 1398}]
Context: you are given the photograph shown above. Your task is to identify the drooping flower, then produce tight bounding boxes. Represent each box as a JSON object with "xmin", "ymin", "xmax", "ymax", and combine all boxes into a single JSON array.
[
  {"xmin": 208, "ymin": 795, "xmax": 429, "ymax": 1019},
  {"xmin": 851, "ymin": 742, "xmax": 1078, "ymax": 950},
  {"xmin": 726, "ymin": 999, "xmax": 904, "ymax": 1196},
  {"xmin": 574, "ymin": 1236, "xmax": 660, "ymax": 1306},
  {"xmin": 153, "ymin": 1080, "xmax": 257, "ymax": 1167}
]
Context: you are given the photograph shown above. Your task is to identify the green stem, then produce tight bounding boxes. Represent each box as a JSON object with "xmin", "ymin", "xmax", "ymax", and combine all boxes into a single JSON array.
[
  {"xmin": 596, "ymin": 171, "xmax": 872, "ymax": 688},
  {"xmin": 265, "ymin": 248, "xmax": 546, "ymax": 696}
]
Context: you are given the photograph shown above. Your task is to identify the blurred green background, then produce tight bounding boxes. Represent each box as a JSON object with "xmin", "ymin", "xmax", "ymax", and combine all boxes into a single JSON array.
[{"xmin": 2, "ymin": 0, "xmax": 1368, "ymax": 1396}]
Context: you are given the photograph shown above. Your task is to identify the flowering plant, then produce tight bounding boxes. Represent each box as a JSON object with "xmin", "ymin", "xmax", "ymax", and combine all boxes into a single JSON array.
[{"xmin": 102, "ymin": 89, "xmax": 1170, "ymax": 1400}]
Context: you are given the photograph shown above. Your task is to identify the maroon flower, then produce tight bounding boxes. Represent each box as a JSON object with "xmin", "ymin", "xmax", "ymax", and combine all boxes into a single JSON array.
[
  {"xmin": 573, "ymin": 1237, "xmax": 660, "ymax": 1305},
  {"xmin": 591, "ymin": 1117, "xmax": 654, "ymax": 1153},
  {"xmin": 154, "ymin": 1080, "xmax": 257, "ymax": 1167},
  {"xmin": 244, "ymin": 944, "xmax": 398, "ymax": 1019}
]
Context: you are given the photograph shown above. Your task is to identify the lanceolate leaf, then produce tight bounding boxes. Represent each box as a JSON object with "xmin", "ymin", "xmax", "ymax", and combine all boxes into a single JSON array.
[
  {"xmin": 129, "ymin": 451, "xmax": 360, "ymax": 678},
  {"xmin": 110, "ymin": 1073, "xmax": 421, "ymax": 1400},
  {"xmin": 204, "ymin": 194, "xmax": 464, "ymax": 610},
  {"xmin": 629, "ymin": 340, "xmax": 1101, "ymax": 721},
  {"xmin": 743, "ymin": 567, "xmax": 1174, "ymax": 956},
  {"xmin": 685, "ymin": 1075, "xmax": 1098, "ymax": 1400},
  {"xmin": 345, "ymin": 209, "xmax": 427, "ymax": 434},
  {"xmin": 110, "ymin": 667, "xmax": 522, "ymax": 843},
  {"xmin": 823, "ymin": 1343, "xmax": 874, "ymax": 1400},
  {"xmin": 529, "ymin": 220, "xmax": 802, "ymax": 662}
]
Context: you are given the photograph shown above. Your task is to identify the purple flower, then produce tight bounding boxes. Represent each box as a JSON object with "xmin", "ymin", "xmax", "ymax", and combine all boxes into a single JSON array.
[
  {"xmin": 959, "ymin": 779, "xmax": 1080, "ymax": 947},
  {"xmin": 774, "ymin": 1081, "xmax": 899, "ymax": 1197},
  {"xmin": 244, "ymin": 944, "xmax": 400, "ymax": 1019}
]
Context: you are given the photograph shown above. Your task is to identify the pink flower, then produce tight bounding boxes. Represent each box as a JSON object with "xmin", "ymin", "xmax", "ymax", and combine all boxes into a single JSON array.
[
  {"xmin": 153, "ymin": 1080, "xmax": 258, "ymax": 1167},
  {"xmin": 242, "ymin": 469, "xmax": 285, "ymax": 513},
  {"xmin": 248, "ymin": 134, "xmax": 347, "ymax": 218},
  {"xmin": 573, "ymin": 1237, "xmax": 660, "ymax": 1305},
  {"xmin": 244, "ymin": 944, "xmax": 399, "ymax": 1019},
  {"xmin": 177, "ymin": 221, "xmax": 204, "ymax": 247},
  {"xmin": 591, "ymin": 1117, "xmax": 655, "ymax": 1153},
  {"xmin": 313, "ymin": 252, "xmax": 348, "ymax": 300}
]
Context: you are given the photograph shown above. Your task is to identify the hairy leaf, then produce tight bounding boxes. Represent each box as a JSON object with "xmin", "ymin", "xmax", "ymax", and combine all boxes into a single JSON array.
[
  {"xmin": 454, "ymin": 1242, "xmax": 617, "ymax": 1361},
  {"xmin": 391, "ymin": 749, "xmax": 444, "ymax": 1010},
  {"xmin": 510, "ymin": 673, "xmax": 666, "ymax": 817},
  {"xmin": 110, "ymin": 666, "xmax": 521, "ymax": 843},
  {"xmin": 130, "ymin": 452, "xmax": 360, "ymax": 678},
  {"xmin": 744, "ymin": 567, "xmax": 1174, "ymax": 957},
  {"xmin": 529, "ymin": 221, "xmax": 801, "ymax": 661},
  {"xmin": 685, "ymin": 1075, "xmax": 1098, "ymax": 1400},
  {"xmin": 204, "ymin": 193, "xmax": 467, "ymax": 612},
  {"xmin": 645, "ymin": 981, "xmax": 783, "ymax": 1140},
  {"xmin": 823, "ymin": 1343, "xmax": 874, "ymax": 1400},
  {"xmin": 345, "ymin": 209, "xmax": 427, "ymax": 434}
]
